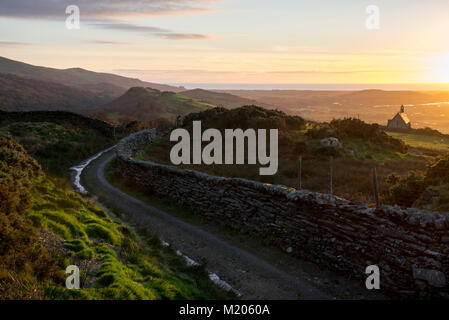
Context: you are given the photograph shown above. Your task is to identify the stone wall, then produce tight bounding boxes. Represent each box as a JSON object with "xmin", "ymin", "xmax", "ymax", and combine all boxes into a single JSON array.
[
  {"xmin": 116, "ymin": 130, "xmax": 449, "ymax": 298},
  {"xmin": 0, "ymin": 110, "xmax": 115, "ymax": 138}
]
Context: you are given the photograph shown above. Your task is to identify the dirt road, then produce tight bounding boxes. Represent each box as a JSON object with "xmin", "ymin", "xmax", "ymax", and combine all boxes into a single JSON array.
[{"xmin": 80, "ymin": 149, "xmax": 334, "ymax": 299}]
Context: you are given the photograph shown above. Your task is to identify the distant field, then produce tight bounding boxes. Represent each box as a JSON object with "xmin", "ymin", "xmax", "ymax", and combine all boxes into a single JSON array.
[
  {"xmin": 387, "ymin": 131, "xmax": 449, "ymax": 152},
  {"xmin": 219, "ymin": 89, "xmax": 449, "ymax": 134}
]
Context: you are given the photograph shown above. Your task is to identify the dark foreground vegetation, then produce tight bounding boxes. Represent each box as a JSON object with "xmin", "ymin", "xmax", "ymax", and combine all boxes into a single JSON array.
[
  {"xmin": 0, "ymin": 122, "xmax": 114, "ymax": 176},
  {"xmin": 139, "ymin": 105, "xmax": 449, "ymax": 211}
]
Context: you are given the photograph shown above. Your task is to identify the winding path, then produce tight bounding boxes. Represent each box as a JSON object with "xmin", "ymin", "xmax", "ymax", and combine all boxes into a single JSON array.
[{"xmin": 80, "ymin": 148, "xmax": 333, "ymax": 300}]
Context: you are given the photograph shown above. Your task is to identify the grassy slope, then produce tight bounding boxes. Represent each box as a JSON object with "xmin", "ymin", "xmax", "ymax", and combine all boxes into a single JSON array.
[
  {"xmin": 139, "ymin": 136, "xmax": 430, "ymax": 204},
  {"xmin": 180, "ymin": 89, "xmax": 265, "ymax": 109},
  {"xmin": 0, "ymin": 122, "xmax": 232, "ymax": 299},
  {"xmin": 0, "ymin": 122, "xmax": 115, "ymax": 176},
  {"xmin": 387, "ymin": 131, "xmax": 449, "ymax": 153},
  {"xmin": 29, "ymin": 176, "xmax": 232, "ymax": 300},
  {"xmin": 96, "ymin": 88, "xmax": 215, "ymax": 124}
]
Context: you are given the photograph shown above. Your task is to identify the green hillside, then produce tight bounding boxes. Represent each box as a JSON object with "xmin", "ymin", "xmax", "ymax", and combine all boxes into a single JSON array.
[
  {"xmin": 0, "ymin": 136, "xmax": 233, "ymax": 300},
  {"xmin": 387, "ymin": 131, "xmax": 449, "ymax": 153},
  {"xmin": 0, "ymin": 122, "xmax": 115, "ymax": 176},
  {"xmin": 180, "ymin": 88, "xmax": 266, "ymax": 109},
  {"xmin": 138, "ymin": 106, "xmax": 437, "ymax": 206},
  {"xmin": 93, "ymin": 87, "xmax": 215, "ymax": 124}
]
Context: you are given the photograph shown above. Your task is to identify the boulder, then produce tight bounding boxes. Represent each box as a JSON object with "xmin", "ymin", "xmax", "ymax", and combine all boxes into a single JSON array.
[
  {"xmin": 412, "ymin": 268, "xmax": 446, "ymax": 287},
  {"xmin": 320, "ymin": 137, "xmax": 342, "ymax": 148}
]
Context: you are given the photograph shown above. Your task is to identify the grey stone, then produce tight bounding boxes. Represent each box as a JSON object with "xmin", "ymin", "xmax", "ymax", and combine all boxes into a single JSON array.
[{"xmin": 413, "ymin": 268, "xmax": 446, "ymax": 287}]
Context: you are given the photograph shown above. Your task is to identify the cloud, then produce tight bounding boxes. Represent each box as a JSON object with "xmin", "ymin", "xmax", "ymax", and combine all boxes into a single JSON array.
[
  {"xmin": 157, "ymin": 33, "xmax": 210, "ymax": 40},
  {"xmin": 89, "ymin": 20, "xmax": 210, "ymax": 40},
  {"xmin": 90, "ymin": 22, "xmax": 169, "ymax": 33},
  {"xmin": 87, "ymin": 40, "xmax": 132, "ymax": 45},
  {"xmin": 0, "ymin": 1, "xmax": 214, "ymax": 41},
  {"xmin": 0, "ymin": 41, "xmax": 32, "ymax": 46},
  {"xmin": 0, "ymin": 0, "xmax": 218, "ymax": 18}
]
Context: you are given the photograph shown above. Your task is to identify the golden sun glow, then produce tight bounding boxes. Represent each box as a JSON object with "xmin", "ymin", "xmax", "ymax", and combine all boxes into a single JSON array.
[{"xmin": 432, "ymin": 54, "xmax": 449, "ymax": 83}]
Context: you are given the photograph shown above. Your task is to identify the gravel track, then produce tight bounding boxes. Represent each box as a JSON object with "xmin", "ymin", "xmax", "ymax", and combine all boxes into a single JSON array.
[{"xmin": 80, "ymin": 149, "xmax": 333, "ymax": 300}]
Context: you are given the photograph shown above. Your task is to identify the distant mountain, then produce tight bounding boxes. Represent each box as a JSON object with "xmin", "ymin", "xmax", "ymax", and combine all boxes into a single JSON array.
[
  {"xmin": 0, "ymin": 56, "xmax": 185, "ymax": 99},
  {"xmin": 0, "ymin": 73, "xmax": 107, "ymax": 112},
  {"xmin": 92, "ymin": 87, "xmax": 215, "ymax": 124},
  {"xmin": 180, "ymin": 88, "xmax": 268, "ymax": 109}
]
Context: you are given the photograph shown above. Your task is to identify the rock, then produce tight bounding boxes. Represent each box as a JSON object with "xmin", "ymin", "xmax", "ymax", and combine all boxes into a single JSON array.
[
  {"xmin": 320, "ymin": 137, "xmax": 342, "ymax": 148},
  {"xmin": 413, "ymin": 268, "xmax": 446, "ymax": 287}
]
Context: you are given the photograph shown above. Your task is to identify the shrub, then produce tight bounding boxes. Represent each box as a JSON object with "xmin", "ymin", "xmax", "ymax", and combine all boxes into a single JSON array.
[
  {"xmin": 385, "ymin": 171, "xmax": 426, "ymax": 207},
  {"xmin": 183, "ymin": 105, "xmax": 306, "ymax": 131},
  {"xmin": 426, "ymin": 155, "xmax": 449, "ymax": 184}
]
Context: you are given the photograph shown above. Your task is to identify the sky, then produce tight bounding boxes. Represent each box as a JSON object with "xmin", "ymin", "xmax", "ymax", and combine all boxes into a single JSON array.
[{"xmin": 1, "ymin": 0, "xmax": 449, "ymax": 89}]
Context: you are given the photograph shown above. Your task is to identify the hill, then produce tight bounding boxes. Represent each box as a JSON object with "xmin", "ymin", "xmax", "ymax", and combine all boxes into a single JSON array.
[
  {"xmin": 0, "ymin": 56, "xmax": 185, "ymax": 100},
  {"xmin": 0, "ymin": 121, "xmax": 115, "ymax": 176},
  {"xmin": 180, "ymin": 88, "xmax": 267, "ymax": 109},
  {"xmin": 93, "ymin": 87, "xmax": 215, "ymax": 124},
  {"xmin": 0, "ymin": 73, "xmax": 108, "ymax": 112},
  {"xmin": 137, "ymin": 106, "xmax": 437, "ymax": 206}
]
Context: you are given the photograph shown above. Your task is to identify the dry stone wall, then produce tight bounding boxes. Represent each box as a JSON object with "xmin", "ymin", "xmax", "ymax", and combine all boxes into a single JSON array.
[{"xmin": 116, "ymin": 129, "xmax": 449, "ymax": 298}]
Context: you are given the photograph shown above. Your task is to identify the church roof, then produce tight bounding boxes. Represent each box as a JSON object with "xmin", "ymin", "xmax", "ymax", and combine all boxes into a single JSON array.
[{"xmin": 393, "ymin": 112, "xmax": 410, "ymax": 124}]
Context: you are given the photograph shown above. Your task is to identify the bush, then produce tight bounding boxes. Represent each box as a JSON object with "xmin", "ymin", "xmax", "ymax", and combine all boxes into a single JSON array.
[
  {"xmin": 385, "ymin": 171, "xmax": 426, "ymax": 207},
  {"xmin": 306, "ymin": 118, "xmax": 407, "ymax": 153},
  {"xmin": 183, "ymin": 105, "xmax": 306, "ymax": 131},
  {"xmin": 426, "ymin": 155, "xmax": 449, "ymax": 184}
]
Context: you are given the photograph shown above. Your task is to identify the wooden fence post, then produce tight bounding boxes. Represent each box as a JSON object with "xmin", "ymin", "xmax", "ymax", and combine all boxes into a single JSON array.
[
  {"xmin": 298, "ymin": 156, "xmax": 302, "ymax": 190},
  {"xmin": 372, "ymin": 167, "xmax": 380, "ymax": 208},
  {"xmin": 328, "ymin": 156, "xmax": 333, "ymax": 195}
]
